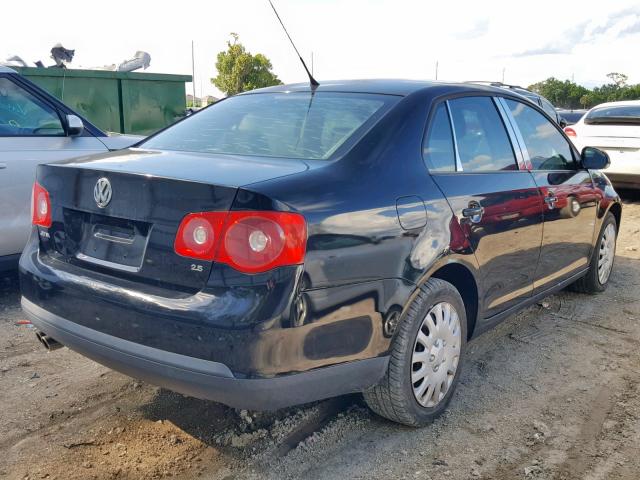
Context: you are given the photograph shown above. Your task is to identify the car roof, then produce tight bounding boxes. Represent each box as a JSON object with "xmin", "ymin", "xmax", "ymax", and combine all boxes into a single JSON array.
[
  {"xmin": 244, "ymin": 79, "xmax": 511, "ymax": 97},
  {"xmin": 0, "ymin": 65, "xmax": 17, "ymax": 74}
]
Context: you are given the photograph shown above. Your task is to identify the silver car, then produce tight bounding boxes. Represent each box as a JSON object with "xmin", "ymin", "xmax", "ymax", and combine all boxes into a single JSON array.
[{"xmin": 0, "ymin": 66, "xmax": 141, "ymax": 271}]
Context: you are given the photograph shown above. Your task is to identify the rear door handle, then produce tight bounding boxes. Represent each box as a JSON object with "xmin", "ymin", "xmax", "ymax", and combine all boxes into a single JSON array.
[
  {"xmin": 462, "ymin": 203, "xmax": 484, "ymax": 223},
  {"xmin": 0, "ymin": 163, "xmax": 6, "ymax": 169},
  {"xmin": 544, "ymin": 194, "xmax": 558, "ymax": 209}
]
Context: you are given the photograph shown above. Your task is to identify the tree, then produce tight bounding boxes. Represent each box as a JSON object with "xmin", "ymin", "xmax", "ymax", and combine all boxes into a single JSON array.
[
  {"xmin": 528, "ymin": 77, "xmax": 589, "ymax": 109},
  {"xmin": 212, "ymin": 33, "xmax": 282, "ymax": 96},
  {"xmin": 527, "ymin": 74, "xmax": 640, "ymax": 109},
  {"xmin": 579, "ymin": 94, "xmax": 592, "ymax": 109},
  {"xmin": 606, "ymin": 72, "xmax": 628, "ymax": 88}
]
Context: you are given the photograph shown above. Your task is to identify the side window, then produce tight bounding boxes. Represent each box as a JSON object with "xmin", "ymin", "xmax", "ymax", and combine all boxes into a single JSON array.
[
  {"xmin": 0, "ymin": 77, "xmax": 64, "ymax": 137},
  {"xmin": 505, "ymin": 99, "xmax": 575, "ymax": 171},
  {"xmin": 423, "ymin": 103, "xmax": 455, "ymax": 172},
  {"xmin": 448, "ymin": 97, "xmax": 518, "ymax": 172}
]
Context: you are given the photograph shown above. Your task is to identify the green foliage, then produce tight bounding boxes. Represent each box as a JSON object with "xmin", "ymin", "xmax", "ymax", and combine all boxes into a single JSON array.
[
  {"xmin": 212, "ymin": 33, "xmax": 282, "ymax": 96},
  {"xmin": 528, "ymin": 73, "xmax": 640, "ymax": 109},
  {"xmin": 528, "ymin": 77, "xmax": 590, "ymax": 109}
]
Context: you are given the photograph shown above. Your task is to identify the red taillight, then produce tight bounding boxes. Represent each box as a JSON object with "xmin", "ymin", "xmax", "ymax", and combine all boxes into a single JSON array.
[
  {"xmin": 174, "ymin": 212, "xmax": 227, "ymax": 260},
  {"xmin": 174, "ymin": 211, "xmax": 307, "ymax": 273},
  {"xmin": 32, "ymin": 182, "xmax": 52, "ymax": 228},
  {"xmin": 218, "ymin": 212, "xmax": 307, "ymax": 273},
  {"xmin": 564, "ymin": 127, "xmax": 577, "ymax": 137}
]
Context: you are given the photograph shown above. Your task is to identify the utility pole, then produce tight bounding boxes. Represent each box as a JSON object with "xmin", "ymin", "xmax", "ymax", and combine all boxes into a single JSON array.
[
  {"xmin": 191, "ymin": 40, "xmax": 196, "ymax": 107},
  {"xmin": 502, "ymin": 67, "xmax": 505, "ymax": 83},
  {"xmin": 435, "ymin": 61, "xmax": 439, "ymax": 80}
]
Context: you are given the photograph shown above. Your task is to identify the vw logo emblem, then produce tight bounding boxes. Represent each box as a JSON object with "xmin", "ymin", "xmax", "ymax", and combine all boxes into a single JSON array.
[{"xmin": 94, "ymin": 177, "xmax": 112, "ymax": 208}]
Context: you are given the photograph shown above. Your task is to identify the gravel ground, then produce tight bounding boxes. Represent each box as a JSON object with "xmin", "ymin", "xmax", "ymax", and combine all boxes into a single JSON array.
[{"xmin": 1, "ymin": 192, "xmax": 639, "ymax": 480}]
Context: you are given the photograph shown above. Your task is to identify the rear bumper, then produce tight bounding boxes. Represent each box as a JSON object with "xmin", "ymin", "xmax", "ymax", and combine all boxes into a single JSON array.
[
  {"xmin": 22, "ymin": 297, "xmax": 388, "ymax": 410},
  {"xmin": 19, "ymin": 235, "xmax": 394, "ymax": 376}
]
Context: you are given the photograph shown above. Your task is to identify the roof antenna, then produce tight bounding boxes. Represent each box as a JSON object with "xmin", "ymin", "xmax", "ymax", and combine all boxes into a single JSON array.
[{"xmin": 268, "ymin": 0, "xmax": 319, "ymax": 90}]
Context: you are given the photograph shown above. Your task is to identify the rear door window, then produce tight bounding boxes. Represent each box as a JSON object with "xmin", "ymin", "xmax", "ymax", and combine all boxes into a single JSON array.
[
  {"xmin": 0, "ymin": 77, "xmax": 64, "ymax": 136},
  {"xmin": 505, "ymin": 98, "xmax": 575, "ymax": 171},
  {"xmin": 448, "ymin": 96, "xmax": 518, "ymax": 172},
  {"xmin": 423, "ymin": 103, "xmax": 456, "ymax": 172}
]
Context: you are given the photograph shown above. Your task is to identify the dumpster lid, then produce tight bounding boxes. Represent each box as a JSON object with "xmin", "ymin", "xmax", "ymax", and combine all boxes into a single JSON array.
[{"xmin": 14, "ymin": 67, "xmax": 191, "ymax": 83}]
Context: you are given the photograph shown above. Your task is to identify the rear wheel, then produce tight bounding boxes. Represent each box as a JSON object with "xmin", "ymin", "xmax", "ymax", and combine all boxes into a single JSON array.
[
  {"xmin": 364, "ymin": 278, "xmax": 467, "ymax": 426},
  {"xmin": 570, "ymin": 212, "xmax": 617, "ymax": 294}
]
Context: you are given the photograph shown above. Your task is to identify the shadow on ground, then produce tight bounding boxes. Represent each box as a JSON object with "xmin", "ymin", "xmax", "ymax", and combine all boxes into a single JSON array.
[{"xmin": 139, "ymin": 387, "xmax": 363, "ymax": 454}]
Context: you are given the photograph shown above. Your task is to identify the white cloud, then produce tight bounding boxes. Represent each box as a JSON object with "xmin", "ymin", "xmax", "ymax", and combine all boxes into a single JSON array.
[{"xmin": 514, "ymin": 7, "xmax": 640, "ymax": 57}]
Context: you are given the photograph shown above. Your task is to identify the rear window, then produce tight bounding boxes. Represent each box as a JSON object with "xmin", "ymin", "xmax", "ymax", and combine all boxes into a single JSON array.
[
  {"xmin": 143, "ymin": 92, "xmax": 396, "ymax": 160},
  {"xmin": 585, "ymin": 105, "xmax": 640, "ymax": 125},
  {"xmin": 423, "ymin": 103, "xmax": 456, "ymax": 172},
  {"xmin": 448, "ymin": 96, "xmax": 518, "ymax": 172}
]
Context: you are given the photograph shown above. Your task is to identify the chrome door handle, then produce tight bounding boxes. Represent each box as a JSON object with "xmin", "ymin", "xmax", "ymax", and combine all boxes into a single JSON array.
[
  {"xmin": 0, "ymin": 163, "xmax": 6, "ymax": 169},
  {"xmin": 544, "ymin": 194, "xmax": 558, "ymax": 209},
  {"xmin": 462, "ymin": 203, "xmax": 484, "ymax": 223}
]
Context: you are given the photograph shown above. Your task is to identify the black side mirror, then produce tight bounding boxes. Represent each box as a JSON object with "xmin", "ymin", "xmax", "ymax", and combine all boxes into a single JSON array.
[
  {"xmin": 65, "ymin": 114, "xmax": 84, "ymax": 137},
  {"xmin": 581, "ymin": 147, "xmax": 610, "ymax": 170},
  {"xmin": 559, "ymin": 117, "xmax": 567, "ymax": 128}
]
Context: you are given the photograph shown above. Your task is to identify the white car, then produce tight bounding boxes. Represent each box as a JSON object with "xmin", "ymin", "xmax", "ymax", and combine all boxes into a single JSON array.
[
  {"xmin": 564, "ymin": 100, "xmax": 640, "ymax": 189},
  {"xmin": 0, "ymin": 66, "xmax": 142, "ymax": 271}
]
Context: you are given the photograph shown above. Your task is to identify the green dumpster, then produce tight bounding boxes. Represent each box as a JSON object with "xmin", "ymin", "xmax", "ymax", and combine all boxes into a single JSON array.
[{"xmin": 16, "ymin": 68, "xmax": 191, "ymax": 136}]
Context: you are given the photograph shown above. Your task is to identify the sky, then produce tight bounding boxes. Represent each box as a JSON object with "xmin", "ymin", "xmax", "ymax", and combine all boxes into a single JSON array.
[{"xmin": 3, "ymin": 0, "xmax": 640, "ymax": 99}]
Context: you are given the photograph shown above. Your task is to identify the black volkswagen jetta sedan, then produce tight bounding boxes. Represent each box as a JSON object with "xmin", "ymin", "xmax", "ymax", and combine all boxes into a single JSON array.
[{"xmin": 20, "ymin": 80, "xmax": 621, "ymax": 426}]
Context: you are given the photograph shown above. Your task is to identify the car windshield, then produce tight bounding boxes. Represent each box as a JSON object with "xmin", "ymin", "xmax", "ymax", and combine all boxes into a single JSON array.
[
  {"xmin": 142, "ymin": 92, "xmax": 396, "ymax": 160},
  {"xmin": 585, "ymin": 105, "xmax": 640, "ymax": 125}
]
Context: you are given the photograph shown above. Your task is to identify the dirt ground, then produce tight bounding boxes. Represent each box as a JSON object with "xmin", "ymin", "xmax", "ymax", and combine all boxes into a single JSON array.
[{"xmin": 1, "ymin": 192, "xmax": 639, "ymax": 480}]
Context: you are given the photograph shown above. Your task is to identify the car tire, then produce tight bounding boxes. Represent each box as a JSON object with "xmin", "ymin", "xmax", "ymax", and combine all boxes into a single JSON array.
[
  {"xmin": 363, "ymin": 278, "xmax": 467, "ymax": 427},
  {"xmin": 569, "ymin": 212, "xmax": 617, "ymax": 294}
]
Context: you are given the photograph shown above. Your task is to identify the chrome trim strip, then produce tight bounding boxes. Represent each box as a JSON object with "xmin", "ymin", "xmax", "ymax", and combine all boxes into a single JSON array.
[
  {"xmin": 94, "ymin": 231, "xmax": 135, "ymax": 245},
  {"xmin": 493, "ymin": 97, "xmax": 526, "ymax": 170},
  {"xmin": 76, "ymin": 253, "xmax": 140, "ymax": 273},
  {"xmin": 445, "ymin": 100, "xmax": 464, "ymax": 172},
  {"xmin": 497, "ymin": 97, "xmax": 532, "ymax": 169}
]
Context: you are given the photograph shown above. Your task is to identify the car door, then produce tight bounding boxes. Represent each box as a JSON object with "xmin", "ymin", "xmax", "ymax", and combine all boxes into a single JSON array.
[
  {"xmin": 424, "ymin": 96, "xmax": 544, "ymax": 317},
  {"xmin": 0, "ymin": 74, "xmax": 107, "ymax": 258},
  {"xmin": 499, "ymin": 97, "xmax": 598, "ymax": 291}
]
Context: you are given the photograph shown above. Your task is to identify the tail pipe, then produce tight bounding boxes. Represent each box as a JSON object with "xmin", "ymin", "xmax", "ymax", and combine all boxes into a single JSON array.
[{"xmin": 35, "ymin": 331, "xmax": 63, "ymax": 351}]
